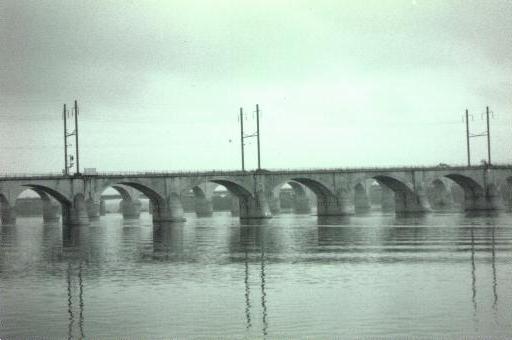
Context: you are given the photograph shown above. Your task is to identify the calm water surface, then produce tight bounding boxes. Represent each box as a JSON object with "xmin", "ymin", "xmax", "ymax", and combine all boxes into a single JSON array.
[{"xmin": 1, "ymin": 211, "xmax": 511, "ymax": 338}]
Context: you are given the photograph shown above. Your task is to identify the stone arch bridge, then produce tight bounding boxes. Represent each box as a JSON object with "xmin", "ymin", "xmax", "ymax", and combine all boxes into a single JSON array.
[{"xmin": 1, "ymin": 165, "xmax": 511, "ymax": 225}]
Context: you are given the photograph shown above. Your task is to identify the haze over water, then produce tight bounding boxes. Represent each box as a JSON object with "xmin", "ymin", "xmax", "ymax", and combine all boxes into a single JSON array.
[{"xmin": 1, "ymin": 211, "xmax": 511, "ymax": 338}]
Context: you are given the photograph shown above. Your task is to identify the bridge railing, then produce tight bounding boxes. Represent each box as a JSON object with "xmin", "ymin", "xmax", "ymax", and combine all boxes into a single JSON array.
[{"xmin": 1, "ymin": 163, "xmax": 511, "ymax": 180}]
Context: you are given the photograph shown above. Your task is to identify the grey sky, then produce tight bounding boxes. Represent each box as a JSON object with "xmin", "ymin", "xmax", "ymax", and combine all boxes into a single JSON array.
[{"xmin": 1, "ymin": 0, "xmax": 511, "ymax": 173}]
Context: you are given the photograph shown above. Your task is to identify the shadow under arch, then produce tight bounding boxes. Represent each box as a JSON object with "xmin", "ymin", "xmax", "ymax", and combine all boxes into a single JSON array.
[
  {"xmin": 23, "ymin": 184, "xmax": 71, "ymax": 206},
  {"xmin": 209, "ymin": 179, "xmax": 253, "ymax": 198},
  {"xmin": 110, "ymin": 185, "xmax": 132, "ymax": 201},
  {"xmin": 21, "ymin": 184, "xmax": 75, "ymax": 225},
  {"xmin": 372, "ymin": 175, "xmax": 427, "ymax": 214},
  {"xmin": 116, "ymin": 182, "xmax": 166, "ymax": 219},
  {"xmin": 444, "ymin": 174, "xmax": 489, "ymax": 211}
]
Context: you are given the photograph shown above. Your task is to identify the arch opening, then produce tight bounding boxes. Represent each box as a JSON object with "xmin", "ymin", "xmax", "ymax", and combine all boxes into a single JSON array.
[
  {"xmin": 100, "ymin": 185, "xmax": 145, "ymax": 218},
  {"xmin": 443, "ymin": 174, "xmax": 488, "ymax": 211},
  {"xmin": 272, "ymin": 177, "xmax": 344, "ymax": 216},
  {"xmin": 273, "ymin": 181, "xmax": 313, "ymax": 214},
  {"xmin": 444, "ymin": 174, "xmax": 484, "ymax": 197},
  {"xmin": 372, "ymin": 176, "xmax": 426, "ymax": 214},
  {"xmin": 426, "ymin": 179, "xmax": 453, "ymax": 210},
  {"xmin": 117, "ymin": 182, "xmax": 165, "ymax": 217},
  {"xmin": 14, "ymin": 188, "xmax": 61, "ymax": 221},
  {"xmin": 367, "ymin": 180, "xmax": 395, "ymax": 212},
  {"xmin": 209, "ymin": 179, "xmax": 252, "ymax": 198}
]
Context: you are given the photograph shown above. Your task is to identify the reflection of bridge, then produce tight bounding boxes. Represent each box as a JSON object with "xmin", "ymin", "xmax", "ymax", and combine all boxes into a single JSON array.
[{"xmin": 1, "ymin": 165, "xmax": 511, "ymax": 225}]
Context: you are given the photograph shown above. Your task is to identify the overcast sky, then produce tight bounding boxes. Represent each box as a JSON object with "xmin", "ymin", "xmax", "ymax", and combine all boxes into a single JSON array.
[{"xmin": 1, "ymin": 0, "xmax": 511, "ymax": 173}]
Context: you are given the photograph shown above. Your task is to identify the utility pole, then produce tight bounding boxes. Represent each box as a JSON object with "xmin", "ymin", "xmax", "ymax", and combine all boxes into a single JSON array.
[
  {"xmin": 486, "ymin": 106, "xmax": 491, "ymax": 166},
  {"xmin": 256, "ymin": 104, "xmax": 261, "ymax": 170},
  {"xmin": 239, "ymin": 104, "xmax": 262, "ymax": 171},
  {"xmin": 240, "ymin": 107, "xmax": 245, "ymax": 171},
  {"xmin": 63, "ymin": 104, "xmax": 69, "ymax": 175},
  {"xmin": 74, "ymin": 100, "xmax": 80, "ymax": 175},
  {"xmin": 465, "ymin": 109, "xmax": 471, "ymax": 166}
]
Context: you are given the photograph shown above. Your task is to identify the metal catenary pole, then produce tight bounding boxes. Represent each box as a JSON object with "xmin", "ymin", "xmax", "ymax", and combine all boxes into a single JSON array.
[
  {"xmin": 63, "ymin": 104, "xmax": 68, "ymax": 175},
  {"xmin": 486, "ymin": 106, "xmax": 491, "ymax": 165},
  {"xmin": 240, "ymin": 107, "xmax": 245, "ymax": 171},
  {"xmin": 74, "ymin": 100, "xmax": 80, "ymax": 174},
  {"xmin": 465, "ymin": 109, "xmax": 471, "ymax": 166},
  {"xmin": 256, "ymin": 104, "xmax": 261, "ymax": 170}
]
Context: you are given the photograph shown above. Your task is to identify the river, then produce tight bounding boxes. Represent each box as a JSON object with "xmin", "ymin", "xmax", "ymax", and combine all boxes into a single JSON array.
[{"xmin": 1, "ymin": 211, "xmax": 511, "ymax": 338}]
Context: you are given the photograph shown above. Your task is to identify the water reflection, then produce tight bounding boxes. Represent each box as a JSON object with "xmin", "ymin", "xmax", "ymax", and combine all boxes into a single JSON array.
[
  {"xmin": 238, "ymin": 224, "xmax": 269, "ymax": 336},
  {"xmin": 1, "ymin": 212, "xmax": 511, "ymax": 338},
  {"xmin": 470, "ymin": 228, "xmax": 477, "ymax": 315},
  {"xmin": 244, "ymin": 251, "xmax": 252, "ymax": 330},
  {"xmin": 152, "ymin": 222, "xmax": 185, "ymax": 258},
  {"xmin": 66, "ymin": 261, "xmax": 85, "ymax": 339},
  {"xmin": 317, "ymin": 216, "xmax": 351, "ymax": 226},
  {"xmin": 260, "ymin": 245, "xmax": 268, "ymax": 337},
  {"xmin": 491, "ymin": 227, "xmax": 498, "ymax": 311}
]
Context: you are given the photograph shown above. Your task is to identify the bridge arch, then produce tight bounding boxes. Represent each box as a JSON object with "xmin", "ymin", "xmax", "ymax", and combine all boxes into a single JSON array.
[
  {"xmin": 426, "ymin": 179, "xmax": 453, "ymax": 210},
  {"xmin": 115, "ymin": 182, "xmax": 169, "ymax": 221},
  {"xmin": 371, "ymin": 175, "xmax": 428, "ymax": 214},
  {"xmin": 180, "ymin": 185, "xmax": 216, "ymax": 217},
  {"xmin": 270, "ymin": 177, "xmax": 343, "ymax": 215},
  {"xmin": 208, "ymin": 178, "xmax": 253, "ymax": 198},
  {"xmin": 99, "ymin": 184, "xmax": 143, "ymax": 218},
  {"xmin": 440, "ymin": 174, "xmax": 487, "ymax": 211}
]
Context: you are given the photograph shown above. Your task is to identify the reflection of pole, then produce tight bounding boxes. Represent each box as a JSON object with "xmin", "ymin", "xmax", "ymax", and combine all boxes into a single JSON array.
[
  {"xmin": 244, "ymin": 251, "xmax": 251, "ymax": 329},
  {"xmin": 240, "ymin": 108, "xmax": 245, "ymax": 172},
  {"xmin": 470, "ymin": 228, "xmax": 477, "ymax": 314},
  {"xmin": 256, "ymin": 104, "xmax": 261, "ymax": 170},
  {"xmin": 260, "ymin": 246, "xmax": 268, "ymax": 336},
  {"xmin": 465, "ymin": 109, "xmax": 471, "ymax": 166},
  {"xmin": 491, "ymin": 228, "xmax": 498, "ymax": 310},
  {"xmin": 67, "ymin": 264, "xmax": 74, "ymax": 339},
  {"xmin": 78, "ymin": 263, "xmax": 85, "ymax": 339}
]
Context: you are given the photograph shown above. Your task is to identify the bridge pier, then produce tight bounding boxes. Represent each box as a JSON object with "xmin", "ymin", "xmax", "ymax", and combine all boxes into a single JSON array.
[
  {"xmin": 86, "ymin": 199, "xmax": 101, "ymax": 220},
  {"xmin": 151, "ymin": 195, "xmax": 186, "ymax": 223},
  {"xmin": 1, "ymin": 204, "xmax": 16, "ymax": 225},
  {"xmin": 354, "ymin": 192, "xmax": 371, "ymax": 214},
  {"xmin": 268, "ymin": 194, "xmax": 281, "ymax": 215},
  {"xmin": 394, "ymin": 190, "xmax": 430, "ymax": 214},
  {"xmin": 100, "ymin": 199, "xmax": 106, "ymax": 216},
  {"xmin": 293, "ymin": 196, "xmax": 311, "ymax": 214},
  {"xmin": 316, "ymin": 194, "xmax": 351, "ymax": 216},
  {"xmin": 194, "ymin": 197, "xmax": 213, "ymax": 217},
  {"xmin": 239, "ymin": 192, "xmax": 272, "ymax": 219},
  {"xmin": 120, "ymin": 198, "xmax": 142, "ymax": 219},
  {"xmin": 464, "ymin": 191, "xmax": 503, "ymax": 211},
  {"xmin": 380, "ymin": 186, "xmax": 395, "ymax": 212},
  {"xmin": 231, "ymin": 197, "xmax": 240, "ymax": 217},
  {"xmin": 63, "ymin": 195, "xmax": 90, "ymax": 226},
  {"xmin": 42, "ymin": 199, "xmax": 60, "ymax": 222}
]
